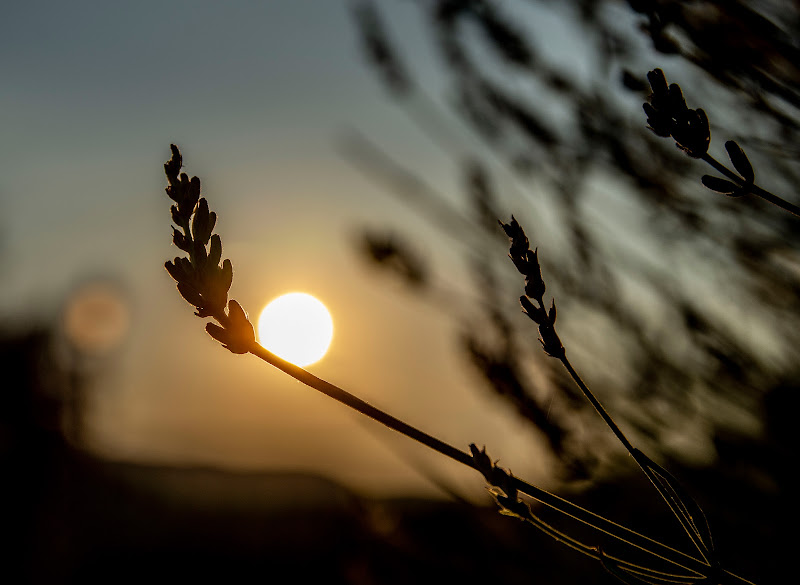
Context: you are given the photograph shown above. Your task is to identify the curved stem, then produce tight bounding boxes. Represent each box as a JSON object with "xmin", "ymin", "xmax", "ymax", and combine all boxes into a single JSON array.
[
  {"xmin": 247, "ymin": 341, "xmax": 709, "ymax": 576},
  {"xmin": 561, "ymin": 353, "xmax": 711, "ymax": 563},
  {"xmin": 751, "ymin": 185, "xmax": 800, "ymax": 217},
  {"xmin": 560, "ymin": 356, "xmax": 635, "ymax": 454},
  {"xmin": 248, "ymin": 341, "xmax": 473, "ymax": 467},
  {"xmin": 701, "ymin": 153, "xmax": 743, "ymax": 184},
  {"xmin": 701, "ymin": 154, "xmax": 800, "ymax": 217},
  {"xmin": 245, "ymin": 340, "xmax": 756, "ymax": 584}
]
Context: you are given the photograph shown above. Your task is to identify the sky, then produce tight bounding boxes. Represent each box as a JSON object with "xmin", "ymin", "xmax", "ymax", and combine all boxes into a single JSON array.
[{"xmin": 1, "ymin": 0, "xmax": 590, "ymax": 498}]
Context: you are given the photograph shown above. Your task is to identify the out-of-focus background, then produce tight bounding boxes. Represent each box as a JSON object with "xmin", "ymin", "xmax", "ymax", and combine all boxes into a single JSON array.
[{"xmin": 2, "ymin": 1, "xmax": 796, "ymax": 583}]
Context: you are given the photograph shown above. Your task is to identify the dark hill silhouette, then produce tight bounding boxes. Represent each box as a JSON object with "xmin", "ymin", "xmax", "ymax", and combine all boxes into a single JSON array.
[
  {"xmin": 2, "ymin": 321, "xmax": 788, "ymax": 584},
  {"xmin": 3, "ymin": 323, "xmax": 620, "ymax": 585}
]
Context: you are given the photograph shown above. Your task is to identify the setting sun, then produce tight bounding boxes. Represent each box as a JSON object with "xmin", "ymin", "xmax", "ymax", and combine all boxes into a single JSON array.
[{"xmin": 257, "ymin": 292, "xmax": 333, "ymax": 367}]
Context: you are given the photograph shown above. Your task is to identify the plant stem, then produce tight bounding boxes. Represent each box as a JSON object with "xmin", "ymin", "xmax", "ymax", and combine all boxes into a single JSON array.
[
  {"xmin": 247, "ymin": 340, "xmax": 728, "ymax": 579},
  {"xmin": 559, "ymin": 356, "xmax": 635, "ymax": 453},
  {"xmin": 702, "ymin": 153, "xmax": 800, "ymax": 217},
  {"xmin": 249, "ymin": 341, "xmax": 472, "ymax": 467},
  {"xmin": 560, "ymin": 353, "xmax": 714, "ymax": 562}
]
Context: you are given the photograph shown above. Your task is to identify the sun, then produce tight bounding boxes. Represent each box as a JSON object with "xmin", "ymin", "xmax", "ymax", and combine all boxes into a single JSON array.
[{"xmin": 257, "ymin": 292, "xmax": 333, "ymax": 367}]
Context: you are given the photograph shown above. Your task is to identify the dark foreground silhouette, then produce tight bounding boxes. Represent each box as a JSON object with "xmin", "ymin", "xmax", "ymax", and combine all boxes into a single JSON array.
[{"xmin": 2, "ymin": 324, "xmax": 788, "ymax": 584}]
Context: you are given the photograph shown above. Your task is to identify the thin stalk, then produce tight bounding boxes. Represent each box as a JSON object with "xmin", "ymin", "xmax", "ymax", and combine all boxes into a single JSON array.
[
  {"xmin": 517, "ymin": 506, "xmax": 704, "ymax": 585},
  {"xmin": 559, "ymin": 356, "xmax": 634, "ymax": 454},
  {"xmin": 552, "ymin": 355, "xmax": 754, "ymax": 585},
  {"xmin": 560, "ymin": 353, "xmax": 711, "ymax": 563},
  {"xmin": 701, "ymin": 153, "xmax": 800, "ymax": 217},
  {"xmin": 499, "ymin": 216, "xmax": 755, "ymax": 584},
  {"xmin": 247, "ymin": 340, "xmax": 720, "ymax": 578},
  {"xmin": 248, "ymin": 341, "xmax": 472, "ymax": 467}
]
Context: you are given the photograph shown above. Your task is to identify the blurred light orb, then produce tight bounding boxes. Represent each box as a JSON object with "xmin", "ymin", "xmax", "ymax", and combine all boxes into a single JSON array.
[
  {"xmin": 63, "ymin": 281, "xmax": 130, "ymax": 355},
  {"xmin": 257, "ymin": 293, "xmax": 333, "ymax": 367}
]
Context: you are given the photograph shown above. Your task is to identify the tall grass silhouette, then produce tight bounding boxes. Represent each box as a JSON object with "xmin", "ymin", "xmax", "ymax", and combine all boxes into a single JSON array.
[{"xmin": 162, "ymin": 122, "xmax": 760, "ymax": 582}]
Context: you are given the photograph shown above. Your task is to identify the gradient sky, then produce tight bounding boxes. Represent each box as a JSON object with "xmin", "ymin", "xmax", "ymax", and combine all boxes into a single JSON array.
[{"xmin": 2, "ymin": 0, "xmax": 595, "ymax": 498}]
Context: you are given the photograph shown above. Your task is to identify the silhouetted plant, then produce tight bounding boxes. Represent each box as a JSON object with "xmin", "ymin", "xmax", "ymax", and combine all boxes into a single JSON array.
[
  {"xmin": 644, "ymin": 68, "xmax": 800, "ymax": 216},
  {"xmin": 164, "ymin": 144, "xmax": 255, "ymax": 354},
  {"xmin": 162, "ymin": 144, "xmax": 756, "ymax": 585},
  {"xmin": 348, "ymin": 10, "xmax": 796, "ymax": 563},
  {"xmin": 499, "ymin": 216, "xmax": 733, "ymax": 583},
  {"xmin": 340, "ymin": 1, "xmax": 795, "ymax": 582},
  {"xmin": 345, "ymin": 0, "xmax": 800, "ymax": 488}
]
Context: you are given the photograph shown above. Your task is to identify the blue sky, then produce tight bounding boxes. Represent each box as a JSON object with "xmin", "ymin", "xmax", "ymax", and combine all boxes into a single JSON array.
[
  {"xmin": 4, "ymin": 0, "xmax": 742, "ymax": 500},
  {"xmin": 2, "ymin": 0, "xmax": 571, "ymax": 497}
]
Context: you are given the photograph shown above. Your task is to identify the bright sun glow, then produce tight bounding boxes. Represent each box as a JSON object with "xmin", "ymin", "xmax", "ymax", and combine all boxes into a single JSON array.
[{"xmin": 257, "ymin": 292, "xmax": 333, "ymax": 367}]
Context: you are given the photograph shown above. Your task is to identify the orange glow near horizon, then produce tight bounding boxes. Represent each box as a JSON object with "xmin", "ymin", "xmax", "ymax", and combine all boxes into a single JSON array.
[{"xmin": 257, "ymin": 292, "xmax": 333, "ymax": 367}]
